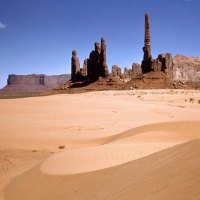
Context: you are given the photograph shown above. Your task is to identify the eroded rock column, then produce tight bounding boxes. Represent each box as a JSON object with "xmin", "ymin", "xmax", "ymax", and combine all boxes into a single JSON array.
[
  {"xmin": 100, "ymin": 38, "xmax": 109, "ymax": 77},
  {"xmin": 71, "ymin": 50, "xmax": 80, "ymax": 81},
  {"xmin": 141, "ymin": 13, "xmax": 153, "ymax": 73},
  {"xmin": 88, "ymin": 42, "xmax": 101, "ymax": 80}
]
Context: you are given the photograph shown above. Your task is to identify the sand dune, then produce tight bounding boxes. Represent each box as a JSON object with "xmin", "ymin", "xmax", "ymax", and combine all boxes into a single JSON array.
[
  {"xmin": 5, "ymin": 120, "xmax": 200, "ymax": 199},
  {"xmin": 40, "ymin": 121, "xmax": 200, "ymax": 175},
  {"xmin": 5, "ymin": 139, "xmax": 200, "ymax": 200},
  {"xmin": 1, "ymin": 90, "xmax": 200, "ymax": 200},
  {"xmin": 105, "ymin": 120, "xmax": 200, "ymax": 144},
  {"xmin": 1, "ymin": 90, "xmax": 200, "ymax": 151}
]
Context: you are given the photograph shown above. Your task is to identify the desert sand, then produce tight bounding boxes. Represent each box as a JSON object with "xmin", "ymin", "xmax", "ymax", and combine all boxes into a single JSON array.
[{"xmin": 0, "ymin": 89, "xmax": 200, "ymax": 200}]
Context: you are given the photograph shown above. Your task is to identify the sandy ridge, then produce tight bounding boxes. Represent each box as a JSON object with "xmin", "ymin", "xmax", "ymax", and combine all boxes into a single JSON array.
[
  {"xmin": 40, "ymin": 121, "xmax": 200, "ymax": 175},
  {"xmin": 5, "ymin": 139, "xmax": 200, "ymax": 200},
  {"xmin": 1, "ymin": 90, "xmax": 200, "ymax": 200}
]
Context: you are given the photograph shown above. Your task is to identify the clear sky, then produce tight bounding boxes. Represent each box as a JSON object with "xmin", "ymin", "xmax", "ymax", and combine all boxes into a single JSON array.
[{"xmin": 0, "ymin": 0, "xmax": 199, "ymax": 88}]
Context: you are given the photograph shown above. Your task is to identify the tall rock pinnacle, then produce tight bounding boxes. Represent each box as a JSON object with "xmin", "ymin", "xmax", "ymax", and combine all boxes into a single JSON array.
[
  {"xmin": 100, "ymin": 38, "xmax": 108, "ymax": 77},
  {"xmin": 144, "ymin": 13, "xmax": 151, "ymax": 56},
  {"xmin": 141, "ymin": 13, "xmax": 153, "ymax": 73},
  {"xmin": 71, "ymin": 50, "xmax": 80, "ymax": 81}
]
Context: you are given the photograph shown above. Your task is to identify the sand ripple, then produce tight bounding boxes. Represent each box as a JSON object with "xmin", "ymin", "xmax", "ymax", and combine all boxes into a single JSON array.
[{"xmin": 40, "ymin": 121, "xmax": 200, "ymax": 175}]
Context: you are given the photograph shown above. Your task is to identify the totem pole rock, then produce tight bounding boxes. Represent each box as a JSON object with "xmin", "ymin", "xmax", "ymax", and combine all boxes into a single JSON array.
[
  {"xmin": 81, "ymin": 59, "xmax": 88, "ymax": 76},
  {"xmin": 88, "ymin": 42, "xmax": 101, "ymax": 80},
  {"xmin": 141, "ymin": 13, "xmax": 153, "ymax": 73},
  {"xmin": 100, "ymin": 38, "xmax": 109, "ymax": 77},
  {"xmin": 71, "ymin": 50, "xmax": 80, "ymax": 81}
]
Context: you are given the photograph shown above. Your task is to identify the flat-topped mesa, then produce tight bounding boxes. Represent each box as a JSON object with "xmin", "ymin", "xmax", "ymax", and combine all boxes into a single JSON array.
[
  {"xmin": 4, "ymin": 74, "xmax": 70, "ymax": 92},
  {"xmin": 71, "ymin": 50, "xmax": 80, "ymax": 81},
  {"xmin": 141, "ymin": 13, "xmax": 153, "ymax": 73}
]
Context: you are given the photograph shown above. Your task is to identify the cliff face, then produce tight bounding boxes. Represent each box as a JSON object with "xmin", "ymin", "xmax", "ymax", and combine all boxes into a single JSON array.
[
  {"xmin": 7, "ymin": 74, "xmax": 45, "ymax": 86},
  {"xmin": 172, "ymin": 55, "xmax": 200, "ymax": 82},
  {"xmin": 3, "ymin": 74, "xmax": 70, "ymax": 92}
]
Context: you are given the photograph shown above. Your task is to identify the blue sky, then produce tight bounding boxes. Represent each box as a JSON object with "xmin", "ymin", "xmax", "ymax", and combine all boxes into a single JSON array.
[{"xmin": 0, "ymin": 0, "xmax": 199, "ymax": 88}]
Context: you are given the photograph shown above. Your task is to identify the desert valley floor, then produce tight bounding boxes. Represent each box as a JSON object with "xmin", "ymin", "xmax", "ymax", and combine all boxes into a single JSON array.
[{"xmin": 0, "ymin": 89, "xmax": 200, "ymax": 200}]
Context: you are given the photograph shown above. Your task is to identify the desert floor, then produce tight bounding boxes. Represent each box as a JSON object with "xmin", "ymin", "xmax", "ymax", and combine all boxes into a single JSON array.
[{"xmin": 0, "ymin": 89, "xmax": 200, "ymax": 200}]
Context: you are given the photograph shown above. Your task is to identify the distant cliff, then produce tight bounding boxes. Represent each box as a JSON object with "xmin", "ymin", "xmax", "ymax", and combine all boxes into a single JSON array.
[
  {"xmin": 172, "ymin": 55, "xmax": 200, "ymax": 82},
  {"xmin": 3, "ymin": 74, "xmax": 71, "ymax": 92}
]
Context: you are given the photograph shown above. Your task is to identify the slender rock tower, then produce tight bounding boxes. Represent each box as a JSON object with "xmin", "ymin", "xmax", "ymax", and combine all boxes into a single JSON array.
[
  {"xmin": 88, "ymin": 38, "xmax": 109, "ymax": 80},
  {"xmin": 100, "ymin": 38, "xmax": 109, "ymax": 77},
  {"xmin": 82, "ymin": 59, "xmax": 88, "ymax": 76},
  {"xmin": 88, "ymin": 42, "xmax": 101, "ymax": 80},
  {"xmin": 71, "ymin": 50, "xmax": 80, "ymax": 81},
  {"xmin": 141, "ymin": 13, "xmax": 153, "ymax": 73}
]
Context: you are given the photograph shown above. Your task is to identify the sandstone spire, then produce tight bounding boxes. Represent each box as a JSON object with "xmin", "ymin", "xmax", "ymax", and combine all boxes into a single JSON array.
[
  {"xmin": 71, "ymin": 50, "xmax": 80, "ymax": 81},
  {"xmin": 144, "ymin": 13, "xmax": 151, "ymax": 56},
  {"xmin": 141, "ymin": 13, "xmax": 153, "ymax": 73},
  {"xmin": 100, "ymin": 38, "xmax": 108, "ymax": 77},
  {"xmin": 88, "ymin": 38, "xmax": 109, "ymax": 80},
  {"xmin": 88, "ymin": 42, "xmax": 101, "ymax": 80}
]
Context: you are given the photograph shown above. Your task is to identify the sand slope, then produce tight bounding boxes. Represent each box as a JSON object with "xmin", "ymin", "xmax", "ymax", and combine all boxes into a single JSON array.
[
  {"xmin": 40, "ymin": 121, "xmax": 200, "ymax": 175},
  {"xmin": 5, "ymin": 120, "xmax": 200, "ymax": 200},
  {"xmin": 5, "ymin": 139, "xmax": 200, "ymax": 200},
  {"xmin": 1, "ymin": 90, "xmax": 200, "ymax": 151},
  {"xmin": 1, "ymin": 90, "xmax": 200, "ymax": 200}
]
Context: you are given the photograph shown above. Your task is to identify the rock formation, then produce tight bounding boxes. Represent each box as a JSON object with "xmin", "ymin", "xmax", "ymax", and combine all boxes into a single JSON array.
[
  {"xmin": 71, "ymin": 14, "xmax": 200, "ymax": 86},
  {"xmin": 88, "ymin": 42, "xmax": 101, "ymax": 80},
  {"xmin": 112, "ymin": 65, "xmax": 122, "ymax": 77},
  {"xmin": 164, "ymin": 54, "xmax": 173, "ymax": 77},
  {"xmin": 4, "ymin": 74, "xmax": 70, "ymax": 92},
  {"xmin": 81, "ymin": 59, "xmax": 88, "ymax": 76},
  {"xmin": 140, "ymin": 14, "xmax": 174, "ymax": 78},
  {"xmin": 132, "ymin": 63, "xmax": 142, "ymax": 78},
  {"xmin": 71, "ymin": 50, "xmax": 80, "ymax": 81},
  {"xmin": 173, "ymin": 55, "xmax": 200, "ymax": 81},
  {"xmin": 100, "ymin": 38, "xmax": 109, "ymax": 77},
  {"xmin": 70, "ymin": 38, "xmax": 108, "ymax": 82},
  {"xmin": 141, "ymin": 13, "xmax": 153, "ymax": 73},
  {"xmin": 87, "ymin": 38, "xmax": 109, "ymax": 81},
  {"xmin": 152, "ymin": 54, "xmax": 173, "ymax": 75},
  {"xmin": 124, "ymin": 67, "xmax": 132, "ymax": 79}
]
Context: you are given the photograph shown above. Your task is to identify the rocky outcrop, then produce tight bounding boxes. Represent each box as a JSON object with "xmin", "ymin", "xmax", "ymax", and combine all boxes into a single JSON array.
[
  {"xmin": 100, "ymin": 38, "xmax": 109, "ymax": 77},
  {"xmin": 112, "ymin": 65, "xmax": 122, "ymax": 77},
  {"xmin": 140, "ymin": 14, "xmax": 174, "ymax": 78},
  {"xmin": 161, "ymin": 54, "xmax": 173, "ymax": 77},
  {"xmin": 3, "ymin": 74, "xmax": 70, "ymax": 92},
  {"xmin": 149, "ymin": 54, "xmax": 200, "ymax": 82},
  {"xmin": 88, "ymin": 42, "xmax": 101, "ymax": 80},
  {"xmin": 122, "ymin": 68, "xmax": 132, "ymax": 80},
  {"xmin": 141, "ymin": 13, "xmax": 153, "ymax": 73},
  {"xmin": 172, "ymin": 55, "xmax": 200, "ymax": 82},
  {"xmin": 7, "ymin": 74, "xmax": 45, "ymax": 86},
  {"xmin": 111, "ymin": 64, "xmax": 142, "ymax": 80},
  {"xmin": 152, "ymin": 54, "xmax": 173, "ymax": 76},
  {"xmin": 81, "ymin": 59, "xmax": 88, "ymax": 76},
  {"xmin": 87, "ymin": 38, "xmax": 109, "ymax": 81},
  {"xmin": 71, "ymin": 50, "xmax": 80, "ymax": 81},
  {"xmin": 132, "ymin": 63, "xmax": 142, "ymax": 78}
]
